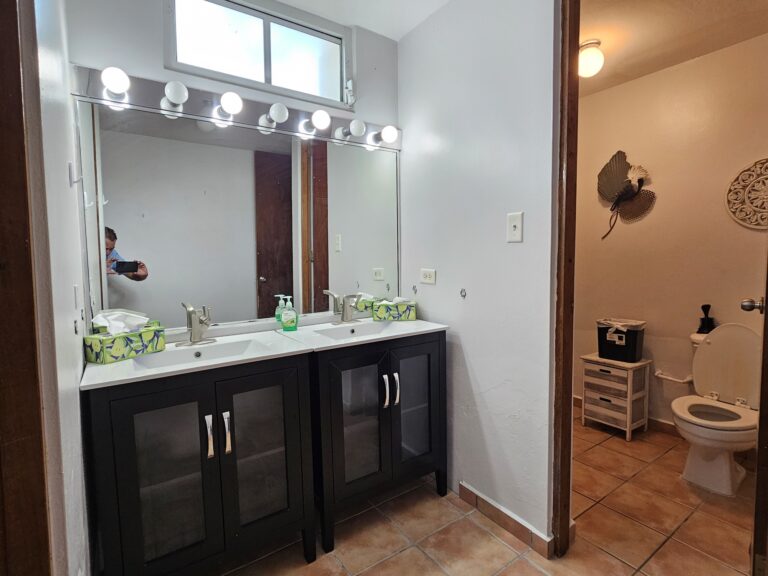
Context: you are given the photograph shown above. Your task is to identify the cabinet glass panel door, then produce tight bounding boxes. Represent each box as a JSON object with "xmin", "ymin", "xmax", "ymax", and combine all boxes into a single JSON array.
[
  {"xmin": 111, "ymin": 383, "xmax": 223, "ymax": 575},
  {"xmin": 329, "ymin": 348, "xmax": 391, "ymax": 499},
  {"xmin": 216, "ymin": 368, "xmax": 303, "ymax": 542},
  {"xmin": 391, "ymin": 342, "xmax": 440, "ymax": 473}
]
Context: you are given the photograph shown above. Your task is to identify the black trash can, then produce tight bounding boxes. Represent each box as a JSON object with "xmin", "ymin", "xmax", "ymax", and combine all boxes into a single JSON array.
[{"xmin": 596, "ymin": 318, "xmax": 646, "ymax": 362}]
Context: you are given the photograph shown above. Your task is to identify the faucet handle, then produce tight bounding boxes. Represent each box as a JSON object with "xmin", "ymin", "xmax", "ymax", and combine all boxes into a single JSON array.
[{"xmin": 201, "ymin": 305, "xmax": 213, "ymax": 325}]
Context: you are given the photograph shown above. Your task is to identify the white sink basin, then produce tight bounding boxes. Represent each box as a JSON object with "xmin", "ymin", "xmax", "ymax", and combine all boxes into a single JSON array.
[
  {"xmin": 315, "ymin": 321, "xmax": 389, "ymax": 341},
  {"xmin": 133, "ymin": 339, "xmax": 255, "ymax": 369}
]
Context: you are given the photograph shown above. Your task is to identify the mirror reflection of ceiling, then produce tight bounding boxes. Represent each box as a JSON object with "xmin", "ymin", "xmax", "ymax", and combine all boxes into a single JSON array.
[
  {"xmin": 580, "ymin": 0, "xmax": 768, "ymax": 96},
  {"xmin": 98, "ymin": 107, "xmax": 293, "ymax": 155}
]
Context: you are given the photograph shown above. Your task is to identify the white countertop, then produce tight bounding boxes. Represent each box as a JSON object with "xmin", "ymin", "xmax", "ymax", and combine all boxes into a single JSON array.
[{"xmin": 81, "ymin": 319, "xmax": 448, "ymax": 390}]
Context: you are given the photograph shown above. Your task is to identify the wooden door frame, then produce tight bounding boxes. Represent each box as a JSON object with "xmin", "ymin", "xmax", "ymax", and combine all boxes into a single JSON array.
[
  {"xmin": 551, "ymin": 0, "xmax": 580, "ymax": 558},
  {"xmin": 0, "ymin": 0, "xmax": 54, "ymax": 574}
]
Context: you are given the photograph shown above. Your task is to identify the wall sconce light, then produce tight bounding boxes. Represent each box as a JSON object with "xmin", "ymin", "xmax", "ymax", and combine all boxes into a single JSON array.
[
  {"xmin": 101, "ymin": 66, "xmax": 130, "ymax": 111},
  {"xmin": 213, "ymin": 91, "xmax": 243, "ymax": 127},
  {"xmin": 311, "ymin": 109, "xmax": 332, "ymax": 131},
  {"xmin": 578, "ymin": 39, "xmax": 604, "ymax": 78},
  {"xmin": 161, "ymin": 81, "xmax": 188, "ymax": 119},
  {"xmin": 258, "ymin": 102, "xmax": 289, "ymax": 134},
  {"xmin": 335, "ymin": 119, "xmax": 367, "ymax": 140},
  {"xmin": 368, "ymin": 125, "xmax": 399, "ymax": 146}
]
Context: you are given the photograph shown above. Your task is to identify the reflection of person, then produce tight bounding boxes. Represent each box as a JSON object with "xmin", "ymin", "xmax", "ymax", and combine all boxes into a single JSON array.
[{"xmin": 105, "ymin": 227, "xmax": 148, "ymax": 281}]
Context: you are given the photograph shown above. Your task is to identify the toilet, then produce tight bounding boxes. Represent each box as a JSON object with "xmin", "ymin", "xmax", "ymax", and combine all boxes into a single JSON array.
[{"xmin": 671, "ymin": 323, "xmax": 761, "ymax": 496}]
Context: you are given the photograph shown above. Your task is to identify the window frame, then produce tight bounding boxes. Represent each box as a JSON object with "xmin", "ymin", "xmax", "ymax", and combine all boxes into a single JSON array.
[{"xmin": 163, "ymin": 0, "xmax": 354, "ymax": 109}]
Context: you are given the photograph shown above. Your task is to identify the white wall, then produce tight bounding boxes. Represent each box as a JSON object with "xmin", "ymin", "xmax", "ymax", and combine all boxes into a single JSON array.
[
  {"xmin": 574, "ymin": 34, "xmax": 768, "ymax": 423},
  {"xmin": 101, "ymin": 131, "xmax": 257, "ymax": 327},
  {"xmin": 327, "ymin": 144, "xmax": 398, "ymax": 300},
  {"xmin": 34, "ymin": 0, "xmax": 90, "ymax": 572},
  {"xmin": 64, "ymin": 0, "xmax": 398, "ymax": 125},
  {"xmin": 399, "ymin": 0, "xmax": 557, "ymax": 538}
]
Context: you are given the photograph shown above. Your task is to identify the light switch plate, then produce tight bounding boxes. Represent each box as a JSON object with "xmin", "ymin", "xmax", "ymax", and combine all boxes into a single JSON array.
[
  {"xmin": 373, "ymin": 268, "xmax": 384, "ymax": 281},
  {"xmin": 420, "ymin": 268, "xmax": 436, "ymax": 284},
  {"xmin": 506, "ymin": 212, "xmax": 523, "ymax": 243},
  {"xmin": 334, "ymin": 234, "xmax": 342, "ymax": 252}
]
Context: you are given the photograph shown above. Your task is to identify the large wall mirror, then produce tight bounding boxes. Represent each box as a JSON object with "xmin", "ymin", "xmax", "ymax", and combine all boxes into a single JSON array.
[{"xmin": 76, "ymin": 101, "xmax": 399, "ymax": 330}]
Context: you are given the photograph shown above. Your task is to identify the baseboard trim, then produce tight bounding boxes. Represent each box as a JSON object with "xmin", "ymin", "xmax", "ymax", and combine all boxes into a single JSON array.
[{"xmin": 458, "ymin": 482, "xmax": 554, "ymax": 558}]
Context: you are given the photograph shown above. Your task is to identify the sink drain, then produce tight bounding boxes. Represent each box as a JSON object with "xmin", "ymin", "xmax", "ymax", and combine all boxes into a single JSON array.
[{"xmin": 194, "ymin": 351, "xmax": 202, "ymax": 358}]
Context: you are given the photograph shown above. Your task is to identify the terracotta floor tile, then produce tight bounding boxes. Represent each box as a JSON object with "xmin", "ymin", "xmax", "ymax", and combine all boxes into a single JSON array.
[
  {"xmin": 526, "ymin": 536, "xmax": 634, "ymax": 576},
  {"xmin": 576, "ymin": 504, "xmax": 665, "ymax": 568},
  {"xmin": 575, "ymin": 445, "xmax": 646, "ymax": 480},
  {"xmin": 631, "ymin": 430, "xmax": 682, "ymax": 449},
  {"xmin": 738, "ymin": 472, "xmax": 756, "ymax": 500},
  {"xmin": 571, "ymin": 491, "xmax": 595, "ymax": 519},
  {"xmin": 642, "ymin": 539, "xmax": 743, "ymax": 576},
  {"xmin": 602, "ymin": 483, "xmax": 693, "ymax": 535},
  {"xmin": 368, "ymin": 479, "xmax": 425, "ymax": 505},
  {"xmin": 629, "ymin": 463, "xmax": 702, "ymax": 508},
  {"xmin": 498, "ymin": 558, "xmax": 547, "ymax": 576},
  {"xmin": 655, "ymin": 446, "xmax": 689, "ymax": 474},
  {"xmin": 571, "ymin": 461, "xmax": 623, "ymax": 501},
  {"xmin": 377, "ymin": 486, "xmax": 463, "ymax": 541},
  {"xmin": 420, "ymin": 517, "xmax": 517, "ymax": 576},
  {"xmin": 673, "ymin": 510, "xmax": 751, "ymax": 574},
  {"xmin": 333, "ymin": 509, "xmax": 409, "ymax": 574},
  {"xmin": 698, "ymin": 491, "xmax": 755, "ymax": 532},
  {"xmin": 444, "ymin": 490, "xmax": 475, "ymax": 514},
  {"xmin": 573, "ymin": 405, "xmax": 582, "ymax": 420},
  {"xmin": 572, "ymin": 437, "xmax": 595, "ymax": 456},
  {"xmin": 233, "ymin": 543, "xmax": 347, "ymax": 576},
  {"xmin": 336, "ymin": 499, "xmax": 375, "ymax": 524},
  {"xmin": 467, "ymin": 511, "xmax": 530, "ymax": 554},
  {"xmin": 601, "ymin": 436, "xmax": 670, "ymax": 463},
  {"xmin": 359, "ymin": 547, "xmax": 444, "ymax": 576},
  {"xmin": 572, "ymin": 421, "xmax": 613, "ymax": 444}
]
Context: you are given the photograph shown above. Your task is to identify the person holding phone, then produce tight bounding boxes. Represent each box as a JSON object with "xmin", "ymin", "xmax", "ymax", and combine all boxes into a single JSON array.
[{"xmin": 105, "ymin": 227, "xmax": 149, "ymax": 281}]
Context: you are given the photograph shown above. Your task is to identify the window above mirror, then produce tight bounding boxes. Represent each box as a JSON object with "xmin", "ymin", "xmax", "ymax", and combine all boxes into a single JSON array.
[{"xmin": 167, "ymin": 0, "xmax": 348, "ymax": 105}]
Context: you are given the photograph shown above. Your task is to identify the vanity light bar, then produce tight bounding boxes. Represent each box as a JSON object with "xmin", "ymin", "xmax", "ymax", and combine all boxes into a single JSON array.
[{"xmin": 80, "ymin": 66, "xmax": 401, "ymax": 150}]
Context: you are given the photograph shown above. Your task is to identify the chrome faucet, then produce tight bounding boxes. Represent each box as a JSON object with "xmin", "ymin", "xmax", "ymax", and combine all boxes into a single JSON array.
[
  {"xmin": 179, "ymin": 302, "xmax": 215, "ymax": 346},
  {"xmin": 323, "ymin": 290, "xmax": 361, "ymax": 323}
]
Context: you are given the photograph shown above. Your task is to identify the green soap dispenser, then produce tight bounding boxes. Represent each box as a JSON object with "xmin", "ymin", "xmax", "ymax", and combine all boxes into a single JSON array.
[
  {"xmin": 274, "ymin": 295, "xmax": 286, "ymax": 323},
  {"xmin": 281, "ymin": 296, "xmax": 298, "ymax": 331}
]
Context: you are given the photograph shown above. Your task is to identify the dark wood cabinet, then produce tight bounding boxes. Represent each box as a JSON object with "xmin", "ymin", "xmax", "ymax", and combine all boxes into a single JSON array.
[
  {"xmin": 84, "ymin": 355, "xmax": 315, "ymax": 576},
  {"xmin": 312, "ymin": 331, "xmax": 447, "ymax": 551}
]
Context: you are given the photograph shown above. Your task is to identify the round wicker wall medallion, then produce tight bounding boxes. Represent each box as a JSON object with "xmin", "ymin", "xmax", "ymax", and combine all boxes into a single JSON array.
[{"xmin": 726, "ymin": 158, "xmax": 768, "ymax": 229}]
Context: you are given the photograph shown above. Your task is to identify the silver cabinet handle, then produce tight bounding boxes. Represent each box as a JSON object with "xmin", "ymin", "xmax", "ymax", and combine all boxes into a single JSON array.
[
  {"xmin": 383, "ymin": 374, "xmax": 390, "ymax": 409},
  {"xmin": 222, "ymin": 411, "xmax": 232, "ymax": 454},
  {"xmin": 259, "ymin": 276, "xmax": 267, "ymax": 283},
  {"xmin": 204, "ymin": 414, "xmax": 214, "ymax": 459},
  {"xmin": 393, "ymin": 372, "xmax": 400, "ymax": 406}
]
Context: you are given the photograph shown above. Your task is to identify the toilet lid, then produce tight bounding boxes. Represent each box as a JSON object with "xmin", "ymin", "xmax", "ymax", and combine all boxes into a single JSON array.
[{"xmin": 693, "ymin": 323, "xmax": 761, "ymax": 409}]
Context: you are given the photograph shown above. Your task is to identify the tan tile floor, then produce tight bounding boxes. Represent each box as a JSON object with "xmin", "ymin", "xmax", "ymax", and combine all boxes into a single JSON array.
[{"xmin": 230, "ymin": 411, "xmax": 756, "ymax": 576}]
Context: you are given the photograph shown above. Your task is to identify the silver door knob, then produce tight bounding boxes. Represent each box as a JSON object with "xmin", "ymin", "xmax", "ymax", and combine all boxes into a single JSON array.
[
  {"xmin": 740, "ymin": 297, "xmax": 765, "ymax": 314},
  {"xmin": 259, "ymin": 276, "xmax": 267, "ymax": 283}
]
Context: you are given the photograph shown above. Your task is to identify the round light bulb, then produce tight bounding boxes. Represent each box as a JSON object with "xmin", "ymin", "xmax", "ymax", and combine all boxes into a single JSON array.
[
  {"xmin": 101, "ymin": 67, "xmax": 130, "ymax": 94},
  {"xmin": 269, "ymin": 102, "xmax": 289, "ymax": 124},
  {"xmin": 578, "ymin": 41, "xmax": 604, "ymax": 78},
  {"xmin": 196, "ymin": 120, "xmax": 215, "ymax": 133},
  {"xmin": 349, "ymin": 119, "xmax": 367, "ymax": 137},
  {"xmin": 380, "ymin": 125, "xmax": 399, "ymax": 144},
  {"xmin": 220, "ymin": 91, "xmax": 243, "ymax": 115},
  {"xmin": 164, "ymin": 81, "xmax": 189, "ymax": 105},
  {"xmin": 160, "ymin": 97, "xmax": 182, "ymax": 119},
  {"xmin": 311, "ymin": 109, "xmax": 331, "ymax": 131}
]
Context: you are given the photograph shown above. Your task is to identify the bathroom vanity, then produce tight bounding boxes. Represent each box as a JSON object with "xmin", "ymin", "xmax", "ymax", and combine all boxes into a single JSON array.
[{"xmin": 82, "ymin": 321, "xmax": 447, "ymax": 575}]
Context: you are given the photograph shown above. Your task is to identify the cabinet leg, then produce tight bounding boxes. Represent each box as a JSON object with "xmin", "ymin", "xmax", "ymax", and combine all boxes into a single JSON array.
[
  {"xmin": 302, "ymin": 528, "xmax": 316, "ymax": 563},
  {"xmin": 321, "ymin": 515, "xmax": 335, "ymax": 552},
  {"xmin": 436, "ymin": 469, "xmax": 448, "ymax": 497}
]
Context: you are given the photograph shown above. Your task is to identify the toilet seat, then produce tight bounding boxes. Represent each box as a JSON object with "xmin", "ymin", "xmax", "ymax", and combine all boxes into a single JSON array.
[{"xmin": 672, "ymin": 395, "xmax": 757, "ymax": 431}]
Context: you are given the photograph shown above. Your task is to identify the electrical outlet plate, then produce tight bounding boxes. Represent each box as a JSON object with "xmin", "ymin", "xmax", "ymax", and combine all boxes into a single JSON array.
[
  {"xmin": 420, "ymin": 268, "xmax": 436, "ymax": 284},
  {"xmin": 507, "ymin": 212, "xmax": 523, "ymax": 243},
  {"xmin": 334, "ymin": 234, "xmax": 342, "ymax": 252},
  {"xmin": 373, "ymin": 268, "xmax": 384, "ymax": 281}
]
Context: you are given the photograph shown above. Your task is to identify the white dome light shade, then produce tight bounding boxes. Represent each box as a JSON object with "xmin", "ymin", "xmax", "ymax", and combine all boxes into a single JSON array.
[
  {"xmin": 164, "ymin": 81, "xmax": 189, "ymax": 105},
  {"xmin": 311, "ymin": 109, "xmax": 332, "ymax": 131},
  {"xmin": 220, "ymin": 91, "xmax": 243, "ymax": 115},
  {"xmin": 269, "ymin": 102, "xmax": 289, "ymax": 124},
  {"xmin": 578, "ymin": 40, "xmax": 604, "ymax": 78},
  {"xmin": 349, "ymin": 119, "xmax": 367, "ymax": 137},
  {"xmin": 380, "ymin": 125, "xmax": 399, "ymax": 144},
  {"xmin": 101, "ymin": 67, "xmax": 130, "ymax": 94}
]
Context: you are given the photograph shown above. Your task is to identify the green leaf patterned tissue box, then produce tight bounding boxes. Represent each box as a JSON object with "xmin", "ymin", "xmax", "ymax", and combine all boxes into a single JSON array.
[
  {"xmin": 373, "ymin": 301, "xmax": 417, "ymax": 321},
  {"xmin": 84, "ymin": 321, "xmax": 166, "ymax": 364}
]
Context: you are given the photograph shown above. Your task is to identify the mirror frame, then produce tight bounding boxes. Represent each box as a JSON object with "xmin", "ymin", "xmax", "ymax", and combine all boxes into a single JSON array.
[{"xmin": 71, "ymin": 66, "xmax": 401, "ymax": 339}]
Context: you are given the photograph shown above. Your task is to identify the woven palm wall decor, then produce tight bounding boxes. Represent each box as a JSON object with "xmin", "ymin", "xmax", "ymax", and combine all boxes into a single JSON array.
[
  {"xmin": 726, "ymin": 158, "xmax": 768, "ymax": 230},
  {"xmin": 597, "ymin": 150, "xmax": 656, "ymax": 240}
]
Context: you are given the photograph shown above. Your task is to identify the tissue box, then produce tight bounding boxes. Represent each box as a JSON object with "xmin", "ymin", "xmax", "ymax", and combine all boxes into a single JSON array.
[
  {"xmin": 84, "ymin": 321, "xmax": 166, "ymax": 364},
  {"xmin": 373, "ymin": 301, "xmax": 417, "ymax": 321},
  {"xmin": 356, "ymin": 297, "xmax": 379, "ymax": 312}
]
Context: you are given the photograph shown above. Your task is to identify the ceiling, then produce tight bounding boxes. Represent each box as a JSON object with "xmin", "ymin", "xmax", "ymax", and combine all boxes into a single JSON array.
[
  {"xmin": 277, "ymin": 0, "xmax": 451, "ymax": 40},
  {"xmin": 580, "ymin": 0, "xmax": 768, "ymax": 95}
]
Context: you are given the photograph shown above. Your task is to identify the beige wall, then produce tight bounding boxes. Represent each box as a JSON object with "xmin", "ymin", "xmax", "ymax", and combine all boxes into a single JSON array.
[{"xmin": 574, "ymin": 33, "xmax": 768, "ymax": 423}]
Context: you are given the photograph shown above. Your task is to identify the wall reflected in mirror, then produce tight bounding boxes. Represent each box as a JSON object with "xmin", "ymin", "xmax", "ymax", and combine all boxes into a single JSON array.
[{"xmin": 77, "ymin": 101, "xmax": 398, "ymax": 329}]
